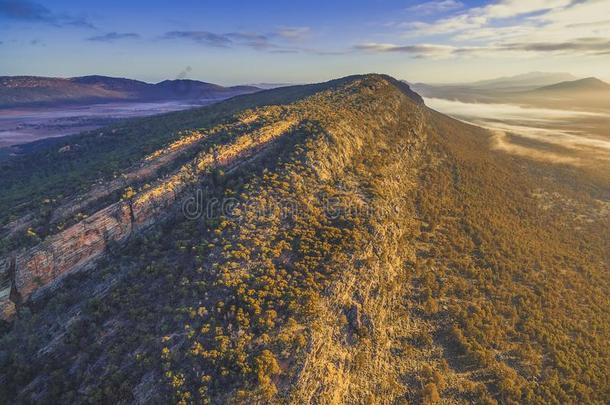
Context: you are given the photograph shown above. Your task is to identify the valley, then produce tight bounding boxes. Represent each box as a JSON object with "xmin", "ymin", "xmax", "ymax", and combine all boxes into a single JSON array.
[
  {"xmin": 0, "ymin": 75, "xmax": 262, "ymax": 150},
  {"xmin": 413, "ymin": 74, "xmax": 610, "ymax": 183},
  {"xmin": 0, "ymin": 99, "xmax": 222, "ymax": 149}
]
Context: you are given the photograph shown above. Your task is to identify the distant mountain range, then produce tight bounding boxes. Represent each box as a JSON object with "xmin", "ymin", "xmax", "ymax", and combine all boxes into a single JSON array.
[
  {"xmin": 532, "ymin": 77, "xmax": 610, "ymax": 93},
  {"xmin": 410, "ymin": 72, "xmax": 578, "ymax": 92},
  {"xmin": 0, "ymin": 75, "xmax": 261, "ymax": 108},
  {"xmin": 465, "ymin": 72, "xmax": 579, "ymax": 91},
  {"xmin": 410, "ymin": 72, "xmax": 610, "ymax": 110}
]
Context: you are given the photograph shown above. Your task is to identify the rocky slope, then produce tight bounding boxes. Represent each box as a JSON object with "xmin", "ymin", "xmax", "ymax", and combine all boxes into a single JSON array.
[{"xmin": 0, "ymin": 75, "xmax": 608, "ymax": 404}]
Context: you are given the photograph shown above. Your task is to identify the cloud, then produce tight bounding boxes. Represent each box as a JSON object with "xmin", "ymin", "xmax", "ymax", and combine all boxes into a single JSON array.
[
  {"xmin": 373, "ymin": 0, "xmax": 610, "ymax": 60},
  {"xmin": 276, "ymin": 26, "xmax": 310, "ymax": 40},
  {"xmin": 498, "ymin": 37, "xmax": 610, "ymax": 53},
  {"xmin": 162, "ymin": 27, "xmax": 340, "ymax": 55},
  {"xmin": 481, "ymin": 0, "xmax": 572, "ymax": 19},
  {"xmin": 0, "ymin": 0, "xmax": 50, "ymax": 21},
  {"xmin": 87, "ymin": 32, "xmax": 140, "ymax": 42},
  {"xmin": 162, "ymin": 31, "xmax": 232, "ymax": 47},
  {"xmin": 57, "ymin": 14, "xmax": 94, "ymax": 29},
  {"xmin": 354, "ymin": 42, "xmax": 455, "ymax": 57},
  {"xmin": 162, "ymin": 29, "xmax": 306, "ymax": 52},
  {"xmin": 566, "ymin": 19, "xmax": 610, "ymax": 29},
  {"xmin": 406, "ymin": 0, "xmax": 463, "ymax": 15},
  {"xmin": 354, "ymin": 37, "xmax": 610, "ymax": 58},
  {"xmin": 226, "ymin": 32, "xmax": 274, "ymax": 50},
  {"xmin": 307, "ymin": 49, "xmax": 346, "ymax": 56},
  {"xmin": 270, "ymin": 49, "xmax": 300, "ymax": 54},
  {"xmin": 450, "ymin": 37, "xmax": 610, "ymax": 56},
  {"xmin": 404, "ymin": 0, "xmax": 572, "ymax": 36},
  {"xmin": 0, "ymin": 0, "xmax": 95, "ymax": 28}
]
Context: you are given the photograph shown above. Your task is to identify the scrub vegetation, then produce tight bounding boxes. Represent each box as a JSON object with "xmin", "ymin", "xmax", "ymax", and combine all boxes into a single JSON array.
[{"xmin": 0, "ymin": 75, "xmax": 608, "ymax": 405}]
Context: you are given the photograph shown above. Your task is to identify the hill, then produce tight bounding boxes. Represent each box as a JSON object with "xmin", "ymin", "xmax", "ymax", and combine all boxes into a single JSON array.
[
  {"xmin": 532, "ymin": 77, "xmax": 610, "ymax": 93},
  {"xmin": 0, "ymin": 75, "xmax": 608, "ymax": 404},
  {"xmin": 0, "ymin": 75, "xmax": 260, "ymax": 108},
  {"xmin": 411, "ymin": 73, "xmax": 610, "ymax": 111},
  {"xmin": 410, "ymin": 72, "xmax": 580, "ymax": 102},
  {"xmin": 469, "ymin": 72, "xmax": 578, "ymax": 90},
  {"xmin": 515, "ymin": 77, "xmax": 610, "ymax": 111}
]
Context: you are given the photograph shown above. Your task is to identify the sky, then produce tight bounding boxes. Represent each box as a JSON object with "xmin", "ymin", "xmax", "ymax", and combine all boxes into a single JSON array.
[{"xmin": 1, "ymin": 0, "xmax": 610, "ymax": 85}]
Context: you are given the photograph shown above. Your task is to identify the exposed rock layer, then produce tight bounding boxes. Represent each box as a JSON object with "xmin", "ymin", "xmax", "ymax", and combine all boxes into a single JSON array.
[{"xmin": 0, "ymin": 115, "xmax": 300, "ymax": 320}]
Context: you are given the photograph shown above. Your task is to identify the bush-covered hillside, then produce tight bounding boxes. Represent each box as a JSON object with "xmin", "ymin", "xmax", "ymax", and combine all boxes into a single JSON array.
[{"xmin": 0, "ymin": 75, "xmax": 608, "ymax": 404}]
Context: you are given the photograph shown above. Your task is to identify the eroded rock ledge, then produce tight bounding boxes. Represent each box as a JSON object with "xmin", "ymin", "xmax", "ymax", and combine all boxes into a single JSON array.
[{"xmin": 0, "ymin": 112, "xmax": 299, "ymax": 320}]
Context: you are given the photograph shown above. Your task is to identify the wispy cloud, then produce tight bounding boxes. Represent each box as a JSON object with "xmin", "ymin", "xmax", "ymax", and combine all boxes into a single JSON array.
[
  {"xmin": 566, "ymin": 19, "xmax": 610, "ymax": 29},
  {"xmin": 276, "ymin": 26, "xmax": 311, "ymax": 40},
  {"xmin": 0, "ymin": 0, "xmax": 95, "ymax": 28},
  {"xmin": 87, "ymin": 32, "xmax": 140, "ymax": 42},
  {"xmin": 355, "ymin": 37, "xmax": 610, "ymax": 58},
  {"xmin": 226, "ymin": 32, "xmax": 275, "ymax": 50},
  {"xmin": 497, "ymin": 37, "xmax": 610, "ymax": 54},
  {"xmin": 362, "ymin": 0, "xmax": 610, "ymax": 60},
  {"xmin": 0, "ymin": 0, "xmax": 51, "ymax": 22},
  {"xmin": 406, "ymin": 0, "xmax": 464, "ymax": 15},
  {"xmin": 405, "ymin": 0, "xmax": 572, "ymax": 36},
  {"xmin": 162, "ymin": 31, "xmax": 233, "ymax": 47},
  {"xmin": 354, "ymin": 42, "xmax": 455, "ymax": 57},
  {"xmin": 161, "ymin": 28, "xmax": 308, "ymax": 52}
]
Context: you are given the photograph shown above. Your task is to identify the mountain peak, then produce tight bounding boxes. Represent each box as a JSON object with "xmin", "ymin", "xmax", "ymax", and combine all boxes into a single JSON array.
[
  {"xmin": 338, "ymin": 73, "xmax": 425, "ymax": 104},
  {"xmin": 471, "ymin": 72, "xmax": 578, "ymax": 89},
  {"xmin": 535, "ymin": 77, "xmax": 610, "ymax": 92}
]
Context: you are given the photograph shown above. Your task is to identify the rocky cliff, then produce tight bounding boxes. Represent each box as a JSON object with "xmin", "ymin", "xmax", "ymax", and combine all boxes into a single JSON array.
[{"xmin": 0, "ymin": 106, "xmax": 307, "ymax": 319}]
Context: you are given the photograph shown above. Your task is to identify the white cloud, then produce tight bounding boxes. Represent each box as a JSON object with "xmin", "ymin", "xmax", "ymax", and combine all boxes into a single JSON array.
[
  {"xmin": 525, "ymin": 0, "xmax": 610, "ymax": 42},
  {"xmin": 405, "ymin": 0, "xmax": 573, "ymax": 36},
  {"xmin": 406, "ymin": 0, "xmax": 464, "ymax": 15},
  {"xmin": 367, "ymin": 0, "xmax": 610, "ymax": 59},
  {"xmin": 481, "ymin": 0, "xmax": 572, "ymax": 19}
]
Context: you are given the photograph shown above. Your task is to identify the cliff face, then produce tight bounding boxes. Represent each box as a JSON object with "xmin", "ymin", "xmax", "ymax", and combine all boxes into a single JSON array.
[
  {"xmin": 1, "ymin": 202, "xmax": 133, "ymax": 318},
  {"xmin": 0, "ymin": 107, "xmax": 306, "ymax": 319}
]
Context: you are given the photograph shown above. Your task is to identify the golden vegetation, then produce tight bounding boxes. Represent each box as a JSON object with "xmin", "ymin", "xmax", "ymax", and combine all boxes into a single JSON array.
[{"xmin": 0, "ymin": 75, "xmax": 608, "ymax": 405}]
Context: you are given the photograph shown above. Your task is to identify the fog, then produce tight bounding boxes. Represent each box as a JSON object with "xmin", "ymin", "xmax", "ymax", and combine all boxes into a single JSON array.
[
  {"xmin": 425, "ymin": 97, "xmax": 610, "ymax": 164},
  {"xmin": 0, "ymin": 99, "xmax": 220, "ymax": 148}
]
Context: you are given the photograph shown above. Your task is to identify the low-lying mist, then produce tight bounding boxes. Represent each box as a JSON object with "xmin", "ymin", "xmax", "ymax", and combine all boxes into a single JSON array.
[
  {"xmin": 0, "ymin": 99, "xmax": 220, "ymax": 149},
  {"xmin": 425, "ymin": 97, "xmax": 610, "ymax": 166}
]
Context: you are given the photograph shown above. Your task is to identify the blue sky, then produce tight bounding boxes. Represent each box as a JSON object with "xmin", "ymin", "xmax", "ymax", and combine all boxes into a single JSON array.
[{"xmin": 1, "ymin": 0, "xmax": 609, "ymax": 84}]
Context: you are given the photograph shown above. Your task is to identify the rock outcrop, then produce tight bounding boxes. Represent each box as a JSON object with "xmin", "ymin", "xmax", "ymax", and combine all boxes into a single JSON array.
[{"xmin": 0, "ymin": 114, "xmax": 299, "ymax": 320}]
